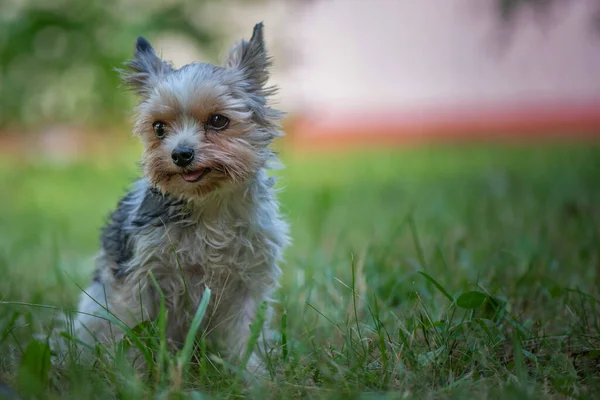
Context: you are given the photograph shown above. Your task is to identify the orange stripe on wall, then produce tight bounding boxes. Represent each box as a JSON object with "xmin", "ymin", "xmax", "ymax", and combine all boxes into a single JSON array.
[{"xmin": 285, "ymin": 101, "xmax": 600, "ymax": 151}]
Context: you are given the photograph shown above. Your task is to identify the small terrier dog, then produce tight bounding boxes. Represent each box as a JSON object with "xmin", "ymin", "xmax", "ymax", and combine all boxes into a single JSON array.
[{"xmin": 73, "ymin": 23, "xmax": 288, "ymax": 372}]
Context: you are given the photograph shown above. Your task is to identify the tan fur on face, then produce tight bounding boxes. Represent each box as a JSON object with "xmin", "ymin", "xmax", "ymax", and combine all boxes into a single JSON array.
[{"xmin": 133, "ymin": 67, "xmax": 268, "ymax": 199}]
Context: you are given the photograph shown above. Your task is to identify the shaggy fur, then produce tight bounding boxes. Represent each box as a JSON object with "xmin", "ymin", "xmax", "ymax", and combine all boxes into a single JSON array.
[{"xmin": 73, "ymin": 23, "xmax": 289, "ymax": 373}]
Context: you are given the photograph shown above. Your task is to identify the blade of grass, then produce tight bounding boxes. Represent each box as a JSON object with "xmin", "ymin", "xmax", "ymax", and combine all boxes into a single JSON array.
[
  {"xmin": 240, "ymin": 301, "xmax": 267, "ymax": 371},
  {"xmin": 281, "ymin": 308, "xmax": 288, "ymax": 362},
  {"xmin": 418, "ymin": 271, "xmax": 454, "ymax": 303},
  {"xmin": 350, "ymin": 254, "xmax": 366, "ymax": 356},
  {"xmin": 408, "ymin": 213, "xmax": 427, "ymax": 269},
  {"xmin": 97, "ymin": 311, "xmax": 154, "ymax": 368},
  {"xmin": 371, "ymin": 294, "xmax": 390, "ymax": 389},
  {"xmin": 178, "ymin": 287, "xmax": 211, "ymax": 369}
]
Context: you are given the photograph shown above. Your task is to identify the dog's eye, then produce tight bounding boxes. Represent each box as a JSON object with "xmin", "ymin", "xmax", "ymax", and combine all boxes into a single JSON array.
[
  {"xmin": 207, "ymin": 114, "xmax": 229, "ymax": 130},
  {"xmin": 153, "ymin": 121, "xmax": 167, "ymax": 139}
]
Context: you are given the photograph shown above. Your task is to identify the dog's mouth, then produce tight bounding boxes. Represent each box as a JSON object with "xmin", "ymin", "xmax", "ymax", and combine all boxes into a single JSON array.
[{"xmin": 181, "ymin": 168, "xmax": 211, "ymax": 183}]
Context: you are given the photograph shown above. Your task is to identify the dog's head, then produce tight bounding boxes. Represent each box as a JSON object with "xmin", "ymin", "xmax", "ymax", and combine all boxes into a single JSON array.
[{"xmin": 120, "ymin": 23, "xmax": 282, "ymax": 198}]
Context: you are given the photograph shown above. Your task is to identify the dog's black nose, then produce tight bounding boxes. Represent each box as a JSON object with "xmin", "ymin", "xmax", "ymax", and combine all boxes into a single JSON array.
[{"xmin": 171, "ymin": 147, "xmax": 195, "ymax": 167}]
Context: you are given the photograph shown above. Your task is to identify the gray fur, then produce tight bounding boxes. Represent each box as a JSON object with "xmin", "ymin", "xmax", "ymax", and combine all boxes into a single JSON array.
[
  {"xmin": 225, "ymin": 23, "xmax": 271, "ymax": 92},
  {"xmin": 118, "ymin": 36, "xmax": 174, "ymax": 96},
  {"xmin": 0, "ymin": 382, "xmax": 18, "ymax": 400},
  {"xmin": 100, "ymin": 183, "xmax": 186, "ymax": 277}
]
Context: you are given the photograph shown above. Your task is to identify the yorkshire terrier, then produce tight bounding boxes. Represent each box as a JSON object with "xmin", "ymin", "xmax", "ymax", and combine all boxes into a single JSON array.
[{"xmin": 72, "ymin": 23, "xmax": 289, "ymax": 373}]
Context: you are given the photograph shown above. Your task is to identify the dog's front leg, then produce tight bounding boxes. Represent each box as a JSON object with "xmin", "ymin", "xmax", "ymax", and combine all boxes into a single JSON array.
[{"xmin": 214, "ymin": 296, "xmax": 272, "ymax": 377}]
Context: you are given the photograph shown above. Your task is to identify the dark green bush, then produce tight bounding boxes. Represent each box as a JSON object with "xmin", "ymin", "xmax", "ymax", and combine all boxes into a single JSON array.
[{"xmin": 0, "ymin": 0, "xmax": 220, "ymax": 130}]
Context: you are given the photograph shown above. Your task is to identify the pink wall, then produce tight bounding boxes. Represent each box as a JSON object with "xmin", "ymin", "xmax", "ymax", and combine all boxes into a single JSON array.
[
  {"xmin": 163, "ymin": 0, "xmax": 600, "ymax": 144},
  {"xmin": 276, "ymin": 0, "xmax": 600, "ymax": 112}
]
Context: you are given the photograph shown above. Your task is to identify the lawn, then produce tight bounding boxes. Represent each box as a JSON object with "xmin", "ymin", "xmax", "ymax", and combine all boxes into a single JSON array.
[{"xmin": 0, "ymin": 143, "xmax": 599, "ymax": 399}]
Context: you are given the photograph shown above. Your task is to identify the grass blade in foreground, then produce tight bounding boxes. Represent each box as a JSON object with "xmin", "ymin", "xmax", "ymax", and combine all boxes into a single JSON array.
[
  {"xmin": 418, "ymin": 271, "xmax": 455, "ymax": 303},
  {"xmin": 178, "ymin": 287, "xmax": 212, "ymax": 370},
  {"xmin": 17, "ymin": 340, "xmax": 51, "ymax": 398}
]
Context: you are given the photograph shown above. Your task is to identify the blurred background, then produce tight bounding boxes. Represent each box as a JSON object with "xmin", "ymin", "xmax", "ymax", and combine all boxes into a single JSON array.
[
  {"xmin": 1, "ymin": 1, "xmax": 600, "ymax": 396},
  {"xmin": 1, "ymin": 0, "xmax": 599, "ymax": 155}
]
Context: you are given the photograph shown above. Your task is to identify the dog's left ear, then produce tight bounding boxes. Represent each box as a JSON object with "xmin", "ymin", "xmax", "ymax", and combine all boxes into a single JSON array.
[
  {"xmin": 225, "ymin": 23, "xmax": 270, "ymax": 90},
  {"xmin": 119, "ymin": 37, "xmax": 173, "ymax": 96}
]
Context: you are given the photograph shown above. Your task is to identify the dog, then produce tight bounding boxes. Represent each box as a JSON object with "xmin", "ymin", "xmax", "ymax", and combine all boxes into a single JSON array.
[{"xmin": 72, "ymin": 23, "xmax": 289, "ymax": 374}]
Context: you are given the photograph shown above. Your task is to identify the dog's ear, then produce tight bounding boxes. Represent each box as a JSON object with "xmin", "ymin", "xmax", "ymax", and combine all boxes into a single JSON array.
[
  {"xmin": 225, "ymin": 23, "xmax": 270, "ymax": 91},
  {"xmin": 119, "ymin": 37, "xmax": 173, "ymax": 96}
]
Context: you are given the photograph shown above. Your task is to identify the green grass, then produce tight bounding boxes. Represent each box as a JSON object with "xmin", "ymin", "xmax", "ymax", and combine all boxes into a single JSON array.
[{"xmin": 0, "ymin": 143, "xmax": 599, "ymax": 399}]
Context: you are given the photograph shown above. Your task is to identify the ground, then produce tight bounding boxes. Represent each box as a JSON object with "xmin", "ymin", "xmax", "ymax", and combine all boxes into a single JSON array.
[{"xmin": 0, "ymin": 143, "xmax": 599, "ymax": 399}]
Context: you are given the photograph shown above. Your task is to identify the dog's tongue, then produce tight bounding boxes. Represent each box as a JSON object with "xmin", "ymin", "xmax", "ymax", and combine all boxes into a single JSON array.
[{"xmin": 182, "ymin": 170, "xmax": 204, "ymax": 182}]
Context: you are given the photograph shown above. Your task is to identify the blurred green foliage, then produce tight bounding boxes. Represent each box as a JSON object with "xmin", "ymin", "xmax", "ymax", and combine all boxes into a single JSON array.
[
  {"xmin": 498, "ymin": 0, "xmax": 600, "ymax": 27},
  {"xmin": 0, "ymin": 0, "xmax": 220, "ymax": 130},
  {"xmin": 497, "ymin": 0, "xmax": 556, "ymax": 19}
]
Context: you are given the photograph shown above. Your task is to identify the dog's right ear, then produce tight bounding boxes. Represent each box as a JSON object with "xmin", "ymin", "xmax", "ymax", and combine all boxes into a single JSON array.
[{"xmin": 118, "ymin": 37, "xmax": 173, "ymax": 96}]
